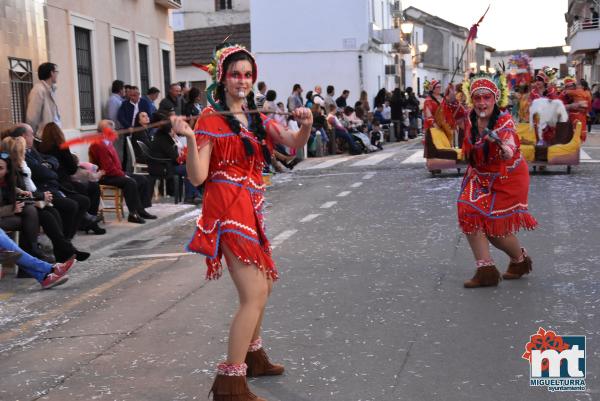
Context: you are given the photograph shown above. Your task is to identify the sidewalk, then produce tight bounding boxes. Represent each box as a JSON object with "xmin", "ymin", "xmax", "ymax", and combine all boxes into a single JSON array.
[{"xmin": 0, "ymin": 199, "xmax": 197, "ymax": 282}]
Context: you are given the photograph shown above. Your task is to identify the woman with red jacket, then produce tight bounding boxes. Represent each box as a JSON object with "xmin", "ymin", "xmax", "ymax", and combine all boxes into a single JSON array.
[{"xmin": 89, "ymin": 120, "xmax": 156, "ymax": 224}]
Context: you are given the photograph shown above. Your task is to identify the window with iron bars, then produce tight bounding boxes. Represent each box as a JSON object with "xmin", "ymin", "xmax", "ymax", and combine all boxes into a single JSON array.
[
  {"xmin": 8, "ymin": 58, "xmax": 33, "ymax": 124},
  {"xmin": 139, "ymin": 44, "xmax": 149, "ymax": 95},
  {"xmin": 215, "ymin": 0, "xmax": 232, "ymax": 11},
  {"xmin": 74, "ymin": 26, "xmax": 96, "ymax": 126}
]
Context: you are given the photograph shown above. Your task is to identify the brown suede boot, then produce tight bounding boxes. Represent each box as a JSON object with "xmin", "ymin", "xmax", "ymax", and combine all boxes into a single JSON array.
[
  {"xmin": 464, "ymin": 265, "xmax": 501, "ymax": 288},
  {"xmin": 503, "ymin": 253, "xmax": 533, "ymax": 280},
  {"xmin": 246, "ymin": 348, "xmax": 285, "ymax": 377},
  {"xmin": 210, "ymin": 363, "xmax": 266, "ymax": 401}
]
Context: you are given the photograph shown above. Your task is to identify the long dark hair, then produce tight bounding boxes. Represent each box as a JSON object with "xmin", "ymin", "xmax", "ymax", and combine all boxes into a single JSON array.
[
  {"xmin": 0, "ymin": 154, "xmax": 17, "ymax": 206},
  {"xmin": 468, "ymin": 104, "xmax": 501, "ymax": 164},
  {"xmin": 215, "ymin": 51, "xmax": 271, "ymax": 164}
]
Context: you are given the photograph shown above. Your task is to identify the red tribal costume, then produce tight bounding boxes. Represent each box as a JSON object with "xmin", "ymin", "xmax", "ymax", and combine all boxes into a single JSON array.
[
  {"xmin": 187, "ymin": 107, "xmax": 277, "ymax": 280},
  {"xmin": 560, "ymin": 77, "xmax": 591, "ymax": 142},
  {"xmin": 458, "ymin": 112, "xmax": 537, "ymax": 236}
]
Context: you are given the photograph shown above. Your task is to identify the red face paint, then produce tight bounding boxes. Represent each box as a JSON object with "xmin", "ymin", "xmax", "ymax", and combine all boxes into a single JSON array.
[
  {"xmin": 472, "ymin": 92, "xmax": 494, "ymax": 103},
  {"xmin": 225, "ymin": 71, "xmax": 253, "ymax": 81}
]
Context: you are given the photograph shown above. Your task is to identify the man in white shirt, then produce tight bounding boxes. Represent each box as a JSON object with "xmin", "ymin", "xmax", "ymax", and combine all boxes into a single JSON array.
[
  {"xmin": 26, "ymin": 62, "xmax": 61, "ymax": 136},
  {"xmin": 106, "ymin": 80, "xmax": 125, "ymax": 129}
]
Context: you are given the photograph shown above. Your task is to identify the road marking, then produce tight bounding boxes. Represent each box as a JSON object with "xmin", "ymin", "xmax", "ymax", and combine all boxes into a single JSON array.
[
  {"xmin": 0, "ymin": 292, "xmax": 15, "ymax": 301},
  {"xmin": 306, "ymin": 157, "xmax": 352, "ymax": 169},
  {"xmin": 0, "ymin": 259, "xmax": 161, "ymax": 343},
  {"xmin": 350, "ymin": 182, "xmax": 363, "ymax": 188},
  {"xmin": 320, "ymin": 201, "xmax": 337, "ymax": 209},
  {"xmin": 362, "ymin": 172, "xmax": 376, "ymax": 180},
  {"xmin": 579, "ymin": 149, "xmax": 600, "ymax": 163},
  {"xmin": 350, "ymin": 151, "xmax": 396, "ymax": 166},
  {"xmin": 401, "ymin": 150, "xmax": 426, "ymax": 164},
  {"xmin": 337, "ymin": 191, "xmax": 352, "ymax": 197},
  {"xmin": 580, "ymin": 149, "xmax": 592, "ymax": 160},
  {"xmin": 270, "ymin": 229, "xmax": 298, "ymax": 249},
  {"xmin": 299, "ymin": 214, "xmax": 321, "ymax": 223},
  {"xmin": 119, "ymin": 252, "xmax": 191, "ymax": 260}
]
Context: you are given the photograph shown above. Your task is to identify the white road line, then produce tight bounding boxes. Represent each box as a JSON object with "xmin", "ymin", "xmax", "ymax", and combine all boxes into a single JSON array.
[
  {"xmin": 580, "ymin": 149, "xmax": 592, "ymax": 160},
  {"xmin": 337, "ymin": 191, "xmax": 352, "ymax": 197},
  {"xmin": 119, "ymin": 253, "xmax": 191, "ymax": 260},
  {"xmin": 362, "ymin": 172, "xmax": 376, "ymax": 180},
  {"xmin": 306, "ymin": 157, "xmax": 352, "ymax": 169},
  {"xmin": 270, "ymin": 229, "xmax": 298, "ymax": 249},
  {"xmin": 299, "ymin": 213, "xmax": 321, "ymax": 223},
  {"xmin": 401, "ymin": 150, "xmax": 426, "ymax": 164},
  {"xmin": 350, "ymin": 182, "xmax": 363, "ymax": 188},
  {"xmin": 350, "ymin": 151, "xmax": 396, "ymax": 166},
  {"xmin": 320, "ymin": 201, "xmax": 338, "ymax": 209}
]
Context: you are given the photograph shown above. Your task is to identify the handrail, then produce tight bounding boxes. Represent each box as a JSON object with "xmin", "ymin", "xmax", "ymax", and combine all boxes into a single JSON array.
[{"xmin": 569, "ymin": 18, "xmax": 599, "ymax": 37}]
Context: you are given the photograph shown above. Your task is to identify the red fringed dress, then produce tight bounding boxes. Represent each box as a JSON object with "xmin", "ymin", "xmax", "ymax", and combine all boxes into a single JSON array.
[
  {"xmin": 186, "ymin": 106, "xmax": 278, "ymax": 280},
  {"xmin": 423, "ymin": 96, "xmax": 440, "ymax": 131},
  {"xmin": 457, "ymin": 112, "xmax": 538, "ymax": 237}
]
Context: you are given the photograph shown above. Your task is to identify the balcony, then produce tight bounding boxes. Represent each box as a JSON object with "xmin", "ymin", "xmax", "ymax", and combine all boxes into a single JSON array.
[
  {"xmin": 567, "ymin": 18, "xmax": 600, "ymax": 53},
  {"xmin": 155, "ymin": 0, "xmax": 182, "ymax": 9}
]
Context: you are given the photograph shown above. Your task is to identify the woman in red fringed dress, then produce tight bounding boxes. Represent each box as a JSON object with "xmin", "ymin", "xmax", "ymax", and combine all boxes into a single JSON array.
[
  {"xmin": 423, "ymin": 79, "xmax": 442, "ymax": 131},
  {"xmin": 173, "ymin": 44, "xmax": 312, "ymax": 401},
  {"xmin": 459, "ymin": 74, "xmax": 537, "ymax": 288}
]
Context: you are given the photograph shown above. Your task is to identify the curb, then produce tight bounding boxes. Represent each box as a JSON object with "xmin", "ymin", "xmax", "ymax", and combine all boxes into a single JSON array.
[{"xmin": 74, "ymin": 204, "xmax": 198, "ymax": 252}]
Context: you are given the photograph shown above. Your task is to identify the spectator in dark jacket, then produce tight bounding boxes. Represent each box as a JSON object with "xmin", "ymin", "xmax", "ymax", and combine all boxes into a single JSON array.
[
  {"xmin": 151, "ymin": 120, "xmax": 200, "ymax": 204},
  {"xmin": 159, "ymin": 83, "xmax": 184, "ymax": 116},
  {"xmin": 183, "ymin": 87, "xmax": 202, "ymax": 118},
  {"xmin": 38, "ymin": 123, "xmax": 104, "ymax": 235},
  {"xmin": 336, "ymin": 89, "xmax": 350, "ymax": 108},
  {"xmin": 390, "ymin": 88, "xmax": 406, "ymax": 141}
]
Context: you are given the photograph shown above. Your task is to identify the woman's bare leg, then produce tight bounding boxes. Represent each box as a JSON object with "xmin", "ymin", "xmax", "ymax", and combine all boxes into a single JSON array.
[
  {"xmin": 465, "ymin": 231, "xmax": 492, "ymax": 260},
  {"xmin": 487, "ymin": 234, "xmax": 523, "ymax": 261},
  {"xmin": 251, "ymin": 279, "xmax": 273, "ymax": 342},
  {"xmin": 222, "ymin": 244, "xmax": 269, "ymax": 364}
]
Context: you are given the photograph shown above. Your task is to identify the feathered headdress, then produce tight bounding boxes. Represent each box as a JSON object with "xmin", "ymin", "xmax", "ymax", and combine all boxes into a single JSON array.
[
  {"xmin": 462, "ymin": 72, "xmax": 509, "ymax": 109},
  {"xmin": 423, "ymin": 79, "xmax": 440, "ymax": 93},
  {"xmin": 193, "ymin": 43, "xmax": 257, "ymax": 111}
]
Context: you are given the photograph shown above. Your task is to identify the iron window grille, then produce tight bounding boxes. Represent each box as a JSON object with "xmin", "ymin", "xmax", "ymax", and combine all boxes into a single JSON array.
[
  {"xmin": 8, "ymin": 58, "xmax": 33, "ymax": 124},
  {"xmin": 74, "ymin": 27, "xmax": 96, "ymax": 125}
]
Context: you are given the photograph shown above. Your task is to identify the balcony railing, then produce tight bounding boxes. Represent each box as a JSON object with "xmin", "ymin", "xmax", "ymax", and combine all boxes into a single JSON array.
[
  {"xmin": 155, "ymin": 0, "xmax": 182, "ymax": 9},
  {"xmin": 568, "ymin": 18, "xmax": 599, "ymax": 38}
]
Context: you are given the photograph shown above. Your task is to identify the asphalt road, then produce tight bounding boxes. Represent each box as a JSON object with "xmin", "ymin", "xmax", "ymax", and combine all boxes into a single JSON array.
[{"xmin": 1, "ymin": 138, "xmax": 599, "ymax": 401}]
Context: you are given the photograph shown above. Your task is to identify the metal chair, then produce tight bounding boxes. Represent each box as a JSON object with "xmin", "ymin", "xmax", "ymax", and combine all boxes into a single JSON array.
[{"xmin": 136, "ymin": 141, "xmax": 183, "ymax": 204}]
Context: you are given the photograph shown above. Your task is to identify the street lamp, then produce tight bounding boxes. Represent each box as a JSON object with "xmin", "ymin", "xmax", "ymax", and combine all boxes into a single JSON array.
[
  {"xmin": 469, "ymin": 62, "xmax": 477, "ymax": 72},
  {"xmin": 413, "ymin": 42, "xmax": 428, "ymax": 64},
  {"xmin": 488, "ymin": 67, "xmax": 496, "ymax": 74},
  {"xmin": 400, "ymin": 22, "xmax": 414, "ymax": 34},
  {"xmin": 418, "ymin": 43, "xmax": 428, "ymax": 53},
  {"xmin": 562, "ymin": 45, "xmax": 571, "ymax": 54}
]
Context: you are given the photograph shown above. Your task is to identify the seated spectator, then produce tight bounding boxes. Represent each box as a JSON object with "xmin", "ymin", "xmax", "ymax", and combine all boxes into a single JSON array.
[
  {"xmin": 354, "ymin": 125, "xmax": 378, "ymax": 152},
  {"xmin": 20, "ymin": 124, "xmax": 89, "ymax": 241},
  {"xmin": 183, "ymin": 87, "xmax": 203, "ymax": 118},
  {"xmin": 370, "ymin": 120, "xmax": 384, "ymax": 150},
  {"xmin": 132, "ymin": 111, "xmax": 155, "ymax": 163},
  {"xmin": 307, "ymin": 103, "xmax": 329, "ymax": 156},
  {"xmin": 342, "ymin": 106, "xmax": 363, "ymax": 131},
  {"xmin": 354, "ymin": 101, "xmax": 365, "ymax": 121},
  {"xmin": 151, "ymin": 118, "xmax": 200, "ymax": 204},
  {"xmin": 373, "ymin": 104, "xmax": 391, "ymax": 125},
  {"xmin": 0, "ymin": 151, "xmax": 46, "ymax": 263},
  {"xmin": 326, "ymin": 104, "xmax": 361, "ymax": 154},
  {"xmin": 305, "ymin": 91, "xmax": 314, "ymax": 108},
  {"xmin": 0, "ymin": 228, "xmax": 75, "ymax": 289},
  {"xmin": 90, "ymin": 120, "xmax": 156, "ymax": 224},
  {"xmin": 3, "ymin": 133, "xmax": 90, "ymax": 262},
  {"xmin": 38, "ymin": 123, "xmax": 104, "ymax": 235}
]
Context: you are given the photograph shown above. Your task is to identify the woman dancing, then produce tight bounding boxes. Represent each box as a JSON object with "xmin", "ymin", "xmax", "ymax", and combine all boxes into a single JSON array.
[
  {"xmin": 172, "ymin": 44, "xmax": 312, "ymax": 400},
  {"xmin": 458, "ymin": 73, "xmax": 537, "ymax": 288}
]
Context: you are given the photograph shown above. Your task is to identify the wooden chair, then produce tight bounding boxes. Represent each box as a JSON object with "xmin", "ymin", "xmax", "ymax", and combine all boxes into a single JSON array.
[{"xmin": 99, "ymin": 185, "xmax": 124, "ymax": 222}]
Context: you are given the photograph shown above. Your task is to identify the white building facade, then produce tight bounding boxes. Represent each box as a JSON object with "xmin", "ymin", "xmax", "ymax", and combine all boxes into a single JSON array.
[
  {"xmin": 401, "ymin": 7, "xmax": 476, "ymax": 96},
  {"xmin": 250, "ymin": 0, "xmax": 399, "ymax": 108}
]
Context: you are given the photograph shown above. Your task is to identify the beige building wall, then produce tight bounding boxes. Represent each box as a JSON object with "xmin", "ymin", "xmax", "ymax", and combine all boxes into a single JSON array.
[
  {"xmin": 0, "ymin": 0, "xmax": 47, "ymax": 130},
  {"xmin": 45, "ymin": 0, "xmax": 175, "ymax": 141}
]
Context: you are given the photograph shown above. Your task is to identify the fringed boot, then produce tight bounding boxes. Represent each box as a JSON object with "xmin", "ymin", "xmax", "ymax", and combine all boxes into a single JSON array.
[
  {"xmin": 245, "ymin": 338, "xmax": 285, "ymax": 377},
  {"xmin": 464, "ymin": 259, "xmax": 501, "ymax": 288},
  {"xmin": 503, "ymin": 248, "xmax": 532, "ymax": 280},
  {"xmin": 210, "ymin": 362, "xmax": 266, "ymax": 401}
]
